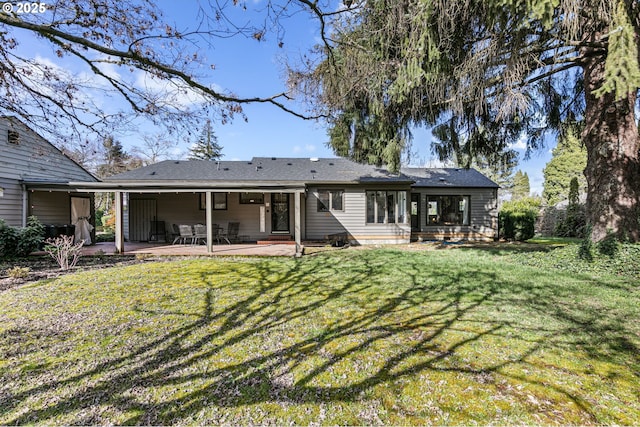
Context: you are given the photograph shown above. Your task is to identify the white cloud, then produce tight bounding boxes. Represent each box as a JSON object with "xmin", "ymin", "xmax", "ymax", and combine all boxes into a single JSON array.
[
  {"xmin": 508, "ymin": 133, "xmax": 527, "ymax": 150},
  {"xmin": 134, "ymin": 70, "xmax": 215, "ymax": 109},
  {"xmin": 293, "ymin": 144, "xmax": 316, "ymax": 154}
]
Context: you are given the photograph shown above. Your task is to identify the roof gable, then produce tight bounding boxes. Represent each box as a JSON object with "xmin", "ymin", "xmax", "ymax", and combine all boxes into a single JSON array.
[{"xmin": 0, "ymin": 116, "xmax": 97, "ymax": 183}]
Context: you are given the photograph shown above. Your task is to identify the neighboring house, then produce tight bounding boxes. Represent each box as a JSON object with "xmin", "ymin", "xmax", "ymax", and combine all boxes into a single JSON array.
[
  {"xmin": 0, "ymin": 116, "xmax": 97, "ymax": 238},
  {"xmin": 74, "ymin": 157, "xmax": 498, "ymax": 254}
]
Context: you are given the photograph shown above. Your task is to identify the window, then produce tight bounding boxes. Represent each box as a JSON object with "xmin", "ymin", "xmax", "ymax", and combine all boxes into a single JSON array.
[
  {"xmin": 199, "ymin": 193, "xmax": 227, "ymax": 210},
  {"xmin": 213, "ymin": 193, "xmax": 227, "ymax": 210},
  {"xmin": 366, "ymin": 191, "xmax": 408, "ymax": 224},
  {"xmin": 239, "ymin": 192, "xmax": 264, "ymax": 204},
  {"xmin": 317, "ymin": 190, "xmax": 344, "ymax": 212},
  {"xmin": 426, "ymin": 195, "xmax": 470, "ymax": 225}
]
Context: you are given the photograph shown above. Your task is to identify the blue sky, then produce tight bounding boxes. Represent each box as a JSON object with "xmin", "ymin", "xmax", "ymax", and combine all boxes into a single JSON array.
[{"xmin": 17, "ymin": 0, "xmax": 553, "ymax": 194}]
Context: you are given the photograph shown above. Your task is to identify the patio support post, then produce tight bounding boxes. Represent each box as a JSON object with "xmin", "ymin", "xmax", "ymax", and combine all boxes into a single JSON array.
[
  {"xmin": 114, "ymin": 191, "xmax": 124, "ymax": 254},
  {"xmin": 21, "ymin": 183, "xmax": 28, "ymax": 227},
  {"xmin": 294, "ymin": 190, "xmax": 302, "ymax": 256},
  {"xmin": 205, "ymin": 191, "xmax": 213, "ymax": 253}
]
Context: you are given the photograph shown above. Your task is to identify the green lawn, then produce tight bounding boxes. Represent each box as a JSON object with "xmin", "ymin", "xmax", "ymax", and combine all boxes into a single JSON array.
[{"xmin": 0, "ymin": 245, "xmax": 639, "ymax": 425}]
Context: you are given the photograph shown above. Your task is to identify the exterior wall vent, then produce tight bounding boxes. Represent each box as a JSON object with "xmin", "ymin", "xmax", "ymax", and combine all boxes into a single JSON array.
[{"xmin": 8, "ymin": 130, "xmax": 19, "ymax": 145}]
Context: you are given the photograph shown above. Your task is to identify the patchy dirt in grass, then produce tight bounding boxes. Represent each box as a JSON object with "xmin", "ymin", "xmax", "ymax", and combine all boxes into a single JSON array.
[{"xmin": 1, "ymin": 241, "xmax": 549, "ymax": 291}]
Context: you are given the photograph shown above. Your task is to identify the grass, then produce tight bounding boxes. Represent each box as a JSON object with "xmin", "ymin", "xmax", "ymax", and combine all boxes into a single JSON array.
[{"xmin": 0, "ymin": 245, "xmax": 639, "ymax": 425}]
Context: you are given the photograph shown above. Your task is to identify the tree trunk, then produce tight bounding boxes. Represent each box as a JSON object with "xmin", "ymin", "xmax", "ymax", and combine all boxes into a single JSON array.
[{"xmin": 582, "ymin": 54, "xmax": 640, "ymax": 242}]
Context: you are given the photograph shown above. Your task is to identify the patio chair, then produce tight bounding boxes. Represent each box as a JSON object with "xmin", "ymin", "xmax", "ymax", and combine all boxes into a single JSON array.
[
  {"xmin": 193, "ymin": 224, "xmax": 207, "ymax": 245},
  {"xmin": 171, "ymin": 224, "xmax": 181, "ymax": 244},
  {"xmin": 212, "ymin": 223, "xmax": 222, "ymax": 244},
  {"xmin": 149, "ymin": 220, "xmax": 166, "ymax": 242},
  {"xmin": 176, "ymin": 224, "xmax": 194, "ymax": 245},
  {"xmin": 219, "ymin": 222, "xmax": 239, "ymax": 244}
]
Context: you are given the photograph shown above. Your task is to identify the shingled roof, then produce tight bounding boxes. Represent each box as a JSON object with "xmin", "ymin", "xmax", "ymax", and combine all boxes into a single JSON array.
[
  {"xmin": 103, "ymin": 157, "xmax": 498, "ymax": 188},
  {"xmin": 401, "ymin": 167, "xmax": 499, "ymax": 188},
  {"xmin": 106, "ymin": 157, "xmax": 412, "ymax": 185}
]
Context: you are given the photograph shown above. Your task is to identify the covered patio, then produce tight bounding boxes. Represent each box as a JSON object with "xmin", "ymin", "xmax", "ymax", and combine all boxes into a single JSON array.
[{"xmin": 82, "ymin": 241, "xmax": 297, "ymax": 257}]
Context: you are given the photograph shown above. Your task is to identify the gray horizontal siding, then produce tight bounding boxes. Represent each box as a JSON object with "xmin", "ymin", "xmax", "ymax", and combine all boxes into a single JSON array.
[
  {"xmin": 0, "ymin": 178, "xmax": 24, "ymax": 226},
  {"xmin": 412, "ymin": 187, "xmax": 498, "ymax": 239},
  {"xmin": 305, "ymin": 187, "xmax": 411, "ymax": 244},
  {"xmin": 0, "ymin": 118, "xmax": 95, "ymax": 183}
]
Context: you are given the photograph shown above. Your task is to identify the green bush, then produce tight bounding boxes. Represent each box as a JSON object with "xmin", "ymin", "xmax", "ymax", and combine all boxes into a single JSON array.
[
  {"xmin": 0, "ymin": 219, "xmax": 19, "ymax": 259},
  {"xmin": 95, "ymin": 231, "xmax": 115, "ymax": 242},
  {"xmin": 0, "ymin": 216, "xmax": 45, "ymax": 259},
  {"xmin": 499, "ymin": 197, "xmax": 541, "ymax": 241}
]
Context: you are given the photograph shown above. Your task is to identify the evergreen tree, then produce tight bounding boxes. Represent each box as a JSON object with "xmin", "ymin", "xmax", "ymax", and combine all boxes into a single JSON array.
[
  {"xmin": 555, "ymin": 176, "xmax": 587, "ymax": 238},
  {"xmin": 96, "ymin": 136, "xmax": 140, "ymax": 178},
  {"xmin": 568, "ymin": 177, "xmax": 580, "ymax": 207},
  {"xmin": 188, "ymin": 120, "xmax": 223, "ymax": 161},
  {"xmin": 512, "ymin": 170, "xmax": 531, "ymax": 200},
  {"xmin": 296, "ymin": 0, "xmax": 640, "ymax": 241},
  {"xmin": 542, "ymin": 129, "xmax": 588, "ymax": 206}
]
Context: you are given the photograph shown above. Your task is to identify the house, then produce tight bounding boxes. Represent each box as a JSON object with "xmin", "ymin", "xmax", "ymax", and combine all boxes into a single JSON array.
[
  {"xmin": 0, "ymin": 116, "xmax": 98, "ymax": 240},
  {"xmin": 73, "ymin": 157, "xmax": 498, "ymax": 254},
  {"xmin": 401, "ymin": 166, "xmax": 499, "ymax": 241}
]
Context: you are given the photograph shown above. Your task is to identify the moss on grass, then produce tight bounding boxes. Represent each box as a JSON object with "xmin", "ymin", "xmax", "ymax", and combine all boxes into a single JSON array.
[{"xmin": 0, "ymin": 248, "xmax": 638, "ymax": 425}]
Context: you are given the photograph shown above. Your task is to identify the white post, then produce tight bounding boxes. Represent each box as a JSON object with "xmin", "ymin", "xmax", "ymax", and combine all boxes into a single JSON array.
[
  {"xmin": 294, "ymin": 191, "xmax": 302, "ymax": 256},
  {"xmin": 206, "ymin": 191, "xmax": 213, "ymax": 253},
  {"xmin": 114, "ymin": 191, "xmax": 124, "ymax": 254}
]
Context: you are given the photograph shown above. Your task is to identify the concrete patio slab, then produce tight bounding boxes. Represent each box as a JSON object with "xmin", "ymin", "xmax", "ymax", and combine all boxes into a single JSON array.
[{"xmin": 82, "ymin": 242, "xmax": 297, "ymax": 257}]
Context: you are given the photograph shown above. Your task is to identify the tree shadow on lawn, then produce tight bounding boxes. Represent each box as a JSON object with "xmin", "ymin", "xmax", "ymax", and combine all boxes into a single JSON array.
[
  {"xmin": 437, "ymin": 241, "xmax": 557, "ymax": 255},
  {"xmin": 1, "ymin": 249, "xmax": 638, "ymax": 424}
]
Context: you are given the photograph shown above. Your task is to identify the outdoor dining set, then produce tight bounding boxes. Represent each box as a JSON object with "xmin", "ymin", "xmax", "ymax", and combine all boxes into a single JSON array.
[{"xmin": 171, "ymin": 222, "xmax": 240, "ymax": 245}]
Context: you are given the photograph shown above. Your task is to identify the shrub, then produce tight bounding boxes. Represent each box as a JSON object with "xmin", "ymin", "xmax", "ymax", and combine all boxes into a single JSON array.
[
  {"xmin": 16, "ymin": 216, "xmax": 45, "ymax": 257},
  {"xmin": 597, "ymin": 232, "xmax": 621, "ymax": 257},
  {"xmin": 95, "ymin": 231, "xmax": 115, "ymax": 242},
  {"xmin": 554, "ymin": 204, "xmax": 587, "ymax": 238},
  {"xmin": 44, "ymin": 235, "xmax": 84, "ymax": 270},
  {"xmin": 6, "ymin": 266, "xmax": 30, "ymax": 279},
  {"xmin": 554, "ymin": 178, "xmax": 586, "ymax": 238},
  {"xmin": 499, "ymin": 197, "xmax": 541, "ymax": 241},
  {"xmin": 0, "ymin": 219, "xmax": 19, "ymax": 259},
  {"xmin": 0, "ymin": 216, "xmax": 45, "ymax": 259},
  {"xmin": 578, "ymin": 225, "xmax": 594, "ymax": 261}
]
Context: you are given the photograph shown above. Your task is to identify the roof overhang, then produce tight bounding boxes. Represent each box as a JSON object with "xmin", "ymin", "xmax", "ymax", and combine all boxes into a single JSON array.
[
  {"xmin": 69, "ymin": 179, "xmax": 414, "ymax": 192},
  {"xmin": 69, "ymin": 180, "xmax": 307, "ymax": 193},
  {"xmin": 22, "ymin": 180, "xmax": 86, "ymax": 192}
]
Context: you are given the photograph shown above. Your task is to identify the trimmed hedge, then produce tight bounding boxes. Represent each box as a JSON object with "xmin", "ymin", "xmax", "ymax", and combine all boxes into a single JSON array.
[{"xmin": 499, "ymin": 197, "xmax": 541, "ymax": 241}]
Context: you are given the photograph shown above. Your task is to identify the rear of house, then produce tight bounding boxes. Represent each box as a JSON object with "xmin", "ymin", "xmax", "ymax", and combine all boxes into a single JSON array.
[
  {"xmin": 402, "ymin": 167, "xmax": 499, "ymax": 241},
  {"xmin": 0, "ymin": 117, "xmax": 97, "ymax": 236},
  {"xmin": 84, "ymin": 157, "xmax": 497, "ymax": 251}
]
